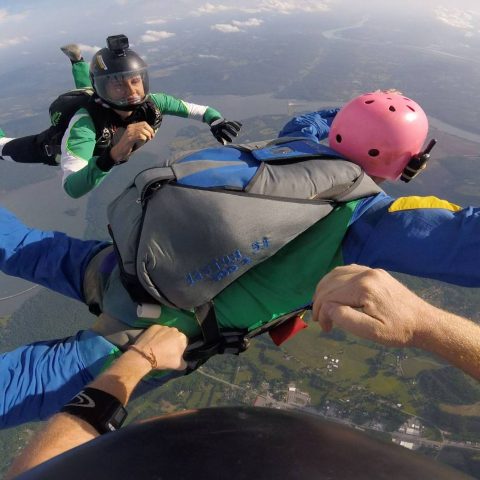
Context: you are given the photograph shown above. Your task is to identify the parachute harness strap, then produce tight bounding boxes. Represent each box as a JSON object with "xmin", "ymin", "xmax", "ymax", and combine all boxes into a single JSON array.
[
  {"xmin": 195, "ymin": 301, "xmax": 221, "ymax": 347},
  {"xmin": 185, "ymin": 304, "xmax": 313, "ymax": 367},
  {"xmin": 184, "ymin": 302, "xmax": 250, "ymax": 364}
]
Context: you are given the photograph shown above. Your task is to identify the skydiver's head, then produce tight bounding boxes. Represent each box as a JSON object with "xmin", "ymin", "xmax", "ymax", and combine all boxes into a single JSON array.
[
  {"xmin": 90, "ymin": 34, "xmax": 150, "ymax": 111},
  {"xmin": 328, "ymin": 91, "xmax": 430, "ymax": 182}
]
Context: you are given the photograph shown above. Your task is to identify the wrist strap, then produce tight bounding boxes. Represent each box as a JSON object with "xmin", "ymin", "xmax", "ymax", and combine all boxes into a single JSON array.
[
  {"xmin": 96, "ymin": 149, "xmax": 116, "ymax": 171},
  {"xmin": 61, "ymin": 387, "xmax": 127, "ymax": 434}
]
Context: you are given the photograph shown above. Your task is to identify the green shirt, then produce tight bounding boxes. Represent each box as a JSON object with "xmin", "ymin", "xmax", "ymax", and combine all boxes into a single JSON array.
[
  {"xmin": 61, "ymin": 61, "xmax": 222, "ymax": 198},
  {"xmin": 101, "ymin": 201, "xmax": 358, "ymax": 338}
]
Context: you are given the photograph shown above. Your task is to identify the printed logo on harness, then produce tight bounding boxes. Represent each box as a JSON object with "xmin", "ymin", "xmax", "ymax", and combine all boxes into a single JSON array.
[
  {"xmin": 51, "ymin": 111, "xmax": 62, "ymax": 126},
  {"xmin": 185, "ymin": 249, "xmax": 251, "ymax": 286},
  {"xmin": 185, "ymin": 238, "xmax": 271, "ymax": 286},
  {"xmin": 251, "ymin": 236, "xmax": 270, "ymax": 252}
]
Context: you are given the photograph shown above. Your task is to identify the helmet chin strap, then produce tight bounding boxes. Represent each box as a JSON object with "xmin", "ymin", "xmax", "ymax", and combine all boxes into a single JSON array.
[
  {"xmin": 109, "ymin": 98, "xmax": 146, "ymax": 112},
  {"xmin": 401, "ymin": 138, "xmax": 437, "ymax": 183}
]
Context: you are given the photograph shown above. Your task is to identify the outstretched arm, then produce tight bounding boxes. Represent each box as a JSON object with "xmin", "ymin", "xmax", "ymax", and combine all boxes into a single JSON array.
[
  {"xmin": 6, "ymin": 325, "xmax": 187, "ymax": 479},
  {"xmin": 71, "ymin": 60, "xmax": 91, "ymax": 89},
  {"xmin": 150, "ymin": 93, "xmax": 241, "ymax": 144},
  {"xmin": 0, "ymin": 331, "xmax": 117, "ymax": 429},
  {"xmin": 278, "ymin": 109, "xmax": 340, "ymax": 142},
  {"xmin": 344, "ymin": 194, "xmax": 480, "ymax": 288},
  {"xmin": 311, "ymin": 264, "xmax": 480, "ymax": 380}
]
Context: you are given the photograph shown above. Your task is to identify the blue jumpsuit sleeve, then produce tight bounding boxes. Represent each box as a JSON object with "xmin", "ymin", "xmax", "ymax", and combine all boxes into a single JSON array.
[
  {"xmin": 278, "ymin": 109, "xmax": 340, "ymax": 142},
  {"xmin": 343, "ymin": 193, "xmax": 480, "ymax": 287},
  {"xmin": 0, "ymin": 207, "xmax": 109, "ymax": 302},
  {"xmin": 0, "ymin": 330, "xmax": 116, "ymax": 428}
]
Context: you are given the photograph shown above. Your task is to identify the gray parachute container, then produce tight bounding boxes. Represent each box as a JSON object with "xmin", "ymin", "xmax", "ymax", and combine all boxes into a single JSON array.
[{"xmin": 107, "ymin": 138, "xmax": 381, "ymax": 310}]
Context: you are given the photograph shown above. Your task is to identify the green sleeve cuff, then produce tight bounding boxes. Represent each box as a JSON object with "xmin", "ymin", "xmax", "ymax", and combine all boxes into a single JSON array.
[{"xmin": 203, "ymin": 107, "xmax": 222, "ymax": 125}]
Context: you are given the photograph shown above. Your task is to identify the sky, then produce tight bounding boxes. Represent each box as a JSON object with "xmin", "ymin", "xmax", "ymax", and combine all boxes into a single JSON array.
[{"xmin": 1, "ymin": 0, "xmax": 480, "ymax": 68}]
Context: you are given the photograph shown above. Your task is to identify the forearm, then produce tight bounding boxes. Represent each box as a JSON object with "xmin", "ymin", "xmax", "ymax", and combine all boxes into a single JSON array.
[
  {"xmin": 88, "ymin": 350, "xmax": 151, "ymax": 404},
  {"xmin": 63, "ymin": 158, "xmax": 110, "ymax": 198},
  {"xmin": 5, "ymin": 414, "xmax": 98, "ymax": 480},
  {"xmin": 150, "ymin": 93, "xmax": 222, "ymax": 124},
  {"xmin": 6, "ymin": 351, "xmax": 150, "ymax": 478},
  {"xmin": 413, "ymin": 308, "xmax": 480, "ymax": 380},
  {"xmin": 61, "ymin": 111, "xmax": 108, "ymax": 198}
]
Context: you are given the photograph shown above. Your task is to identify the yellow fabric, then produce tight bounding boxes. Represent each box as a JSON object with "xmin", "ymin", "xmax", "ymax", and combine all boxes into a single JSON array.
[{"xmin": 389, "ymin": 196, "xmax": 462, "ymax": 213}]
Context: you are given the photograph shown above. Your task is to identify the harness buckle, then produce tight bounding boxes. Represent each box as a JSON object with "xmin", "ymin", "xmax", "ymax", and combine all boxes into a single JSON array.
[{"xmin": 44, "ymin": 144, "xmax": 54, "ymax": 157}]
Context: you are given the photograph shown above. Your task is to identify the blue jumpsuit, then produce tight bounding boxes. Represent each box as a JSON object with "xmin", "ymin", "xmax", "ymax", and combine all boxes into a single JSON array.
[{"xmin": 2, "ymin": 110, "xmax": 480, "ymax": 428}]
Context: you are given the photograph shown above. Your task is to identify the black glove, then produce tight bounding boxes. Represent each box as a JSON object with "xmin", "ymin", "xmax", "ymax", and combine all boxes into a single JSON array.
[{"xmin": 210, "ymin": 118, "xmax": 242, "ymax": 145}]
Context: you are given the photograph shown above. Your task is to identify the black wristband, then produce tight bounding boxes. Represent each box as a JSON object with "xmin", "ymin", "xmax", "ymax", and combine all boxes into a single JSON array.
[
  {"xmin": 61, "ymin": 387, "xmax": 127, "ymax": 434},
  {"xmin": 96, "ymin": 149, "xmax": 116, "ymax": 172}
]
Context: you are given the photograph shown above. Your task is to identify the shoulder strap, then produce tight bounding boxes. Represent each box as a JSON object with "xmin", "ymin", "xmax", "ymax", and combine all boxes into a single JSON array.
[
  {"xmin": 229, "ymin": 137, "xmax": 346, "ymax": 163},
  {"xmin": 330, "ymin": 170, "xmax": 381, "ymax": 202},
  {"xmin": 82, "ymin": 97, "xmax": 117, "ymax": 154},
  {"xmin": 125, "ymin": 98, "xmax": 163, "ymax": 130},
  {"xmin": 133, "ymin": 166, "xmax": 176, "ymax": 204}
]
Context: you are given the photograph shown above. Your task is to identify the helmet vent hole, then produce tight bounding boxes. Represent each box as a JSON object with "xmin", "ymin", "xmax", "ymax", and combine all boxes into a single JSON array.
[
  {"xmin": 365, "ymin": 100, "xmax": 374, "ymax": 104},
  {"xmin": 407, "ymin": 105, "xmax": 415, "ymax": 112},
  {"xmin": 336, "ymin": 134, "xmax": 342, "ymax": 143},
  {"xmin": 368, "ymin": 149, "xmax": 380, "ymax": 157},
  {"xmin": 389, "ymin": 106, "xmax": 396, "ymax": 112}
]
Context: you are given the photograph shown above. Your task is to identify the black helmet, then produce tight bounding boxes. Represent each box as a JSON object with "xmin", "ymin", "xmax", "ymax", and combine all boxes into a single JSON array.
[{"xmin": 90, "ymin": 34, "xmax": 149, "ymax": 110}]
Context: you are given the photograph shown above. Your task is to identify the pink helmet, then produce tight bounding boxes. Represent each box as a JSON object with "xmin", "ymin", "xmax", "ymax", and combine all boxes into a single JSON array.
[{"xmin": 328, "ymin": 92, "xmax": 429, "ymax": 180}]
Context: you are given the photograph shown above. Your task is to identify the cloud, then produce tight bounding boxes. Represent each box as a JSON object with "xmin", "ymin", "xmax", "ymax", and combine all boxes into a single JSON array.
[
  {"xmin": 195, "ymin": 0, "xmax": 331, "ymax": 16},
  {"xmin": 197, "ymin": 3, "xmax": 237, "ymax": 14},
  {"xmin": 140, "ymin": 30, "xmax": 175, "ymax": 42},
  {"xmin": 211, "ymin": 17, "xmax": 263, "ymax": 33},
  {"xmin": 434, "ymin": 7, "xmax": 475, "ymax": 30},
  {"xmin": 232, "ymin": 18, "xmax": 263, "ymax": 27},
  {"xmin": 0, "ymin": 36, "xmax": 28, "ymax": 49},
  {"xmin": 260, "ymin": 0, "xmax": 330, "ymax": 14},
  {"xmin": 211, "ymin": 23, "xmax": 242, "ymax": 33},
  {"xmin": 145, "ymin": 18, "xmax": 166, "ymax": 25},
  {"xmin": 0, "ymin": 8, "xmax": 28, "ymax": 23},
  {"xmin": 198, "ymin": 54, "xmax": 221, "ymax": 59},
  {"xmin": 77, "ymin": 43, "xmax": 102, "ymax": 56}
]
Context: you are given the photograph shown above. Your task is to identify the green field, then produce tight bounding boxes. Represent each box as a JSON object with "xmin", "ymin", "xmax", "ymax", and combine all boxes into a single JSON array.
[
  {"xmin": 401, "ymin": 356, "xmax": 443, "ymax": 378},
  {"xmin": 0, "ymin": 315, "xmax": 10, "ymax": 328}
]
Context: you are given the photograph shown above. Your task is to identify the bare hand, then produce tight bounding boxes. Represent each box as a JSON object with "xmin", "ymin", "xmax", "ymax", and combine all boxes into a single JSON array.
[
  {"xmin": 110, "ymin": 121, "xmax": 155, "ymax": 163},
  {"xmin": 132, "ymin": 325, "xmax": 188, "ymax": 371},
  {"xmin": 311, "ymin": 265, "xmax": 430, "ymax": 347}
]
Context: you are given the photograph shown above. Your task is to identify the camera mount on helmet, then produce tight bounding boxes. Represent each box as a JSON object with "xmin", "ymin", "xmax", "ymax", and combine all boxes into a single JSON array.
[
  {"xmin": 107, "ymin": 35, "xmax": 129, "ymax": 57},
  {"xmin": 401, "ymin": 138, "xmax": 437, "ymax": 183}
]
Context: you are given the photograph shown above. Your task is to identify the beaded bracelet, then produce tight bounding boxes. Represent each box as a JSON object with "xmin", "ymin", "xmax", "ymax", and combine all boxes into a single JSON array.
[{"xmin": 127, "ymin": 345, "xmax": 157, "ymax": 369}]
